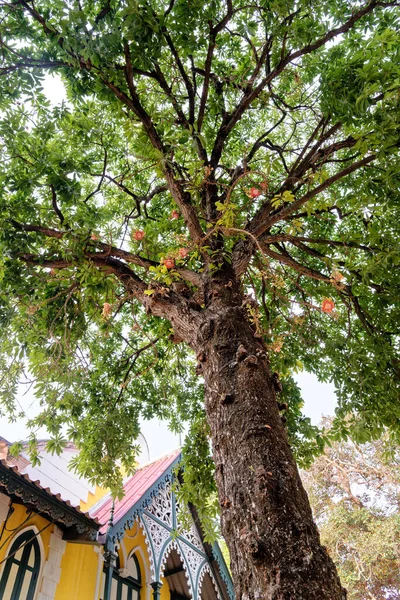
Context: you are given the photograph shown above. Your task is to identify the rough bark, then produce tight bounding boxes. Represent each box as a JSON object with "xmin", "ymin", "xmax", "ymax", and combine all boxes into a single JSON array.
[{"xmin": 192, "ymin": 274, "xmax": 346, "ymax": 600}]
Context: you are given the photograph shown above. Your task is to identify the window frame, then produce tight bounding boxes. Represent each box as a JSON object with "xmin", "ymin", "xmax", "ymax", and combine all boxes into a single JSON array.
[
  {"xmin": 0, "ymin": 529, "xmax": 41, "ymax": 600},
  {"xmin": 102, "ymin": 552, "xmax": 142, "ymax": 600}
]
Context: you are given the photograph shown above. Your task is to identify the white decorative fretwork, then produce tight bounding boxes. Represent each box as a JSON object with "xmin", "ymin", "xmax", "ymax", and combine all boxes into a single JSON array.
[
  {"xmin": 179, "ymin": 539, "xmax": 205, "ymax": 584},
  {"xmin": 142, "ymin": 513, "xmax": 170, "ymax": 566},
  {"xmin": 159, "ymin": 540, "xmax": 193, "ymax": 598},
  {"xmin": 138, "ymin": 483, "xmax": 219, "ymax": 600},
  {"xmin": 146, "ymin": 485, "xmax": 173, "ymax": 526},
  {"xmin": 181, "ymin": 522, "xmax": 203, "ymax": 551},
  {"xmin": 175, "ymin": 496, "xmax": 204, "ymax": 550},
  {"xmin": 198, "ymin": 563, "xmax": 222, "ymax": 600}
]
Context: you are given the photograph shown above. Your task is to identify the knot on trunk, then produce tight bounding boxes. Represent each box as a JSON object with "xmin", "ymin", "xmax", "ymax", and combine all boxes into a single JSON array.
[
  {"xmin": 254, "ymin": 466, "xmax": 273, "ymax": 490},
  {"xmin": 236, "ymin": 343, "xmax": 248, "ymax": 361},
  {"xmin": 169, "ymin": 331, "xmax": 184, "ymax": 344},
  {"xmin": 272, "ymin": 371, "xmax": 283, "ymax": 393},
  {"xmin": 197, "ymin": 351, "xmax": 207, "ymax": 363},
  {"xmin": 220, "ymin": 393, "xmax": 235, "ymax": 405},
  {"xmin": 196, "ymin": 351, "xmax": 207, "ymax": 375},
  {"xmin": 220, "ymin": 497, "xmax": 231, "ymax": 508},
  {"xmin": 239, "ymin": 528, "xmax": 265, "ymax": 561},
  {"xmin": 243, "ymin": 354, "xmax": 258, "ymax": 368}
]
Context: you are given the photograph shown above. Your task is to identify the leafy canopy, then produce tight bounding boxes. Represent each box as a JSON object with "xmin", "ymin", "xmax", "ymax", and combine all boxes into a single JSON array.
[{"xmin": 0, "ymin": 0, "xmax": 399, "ymax": 509}]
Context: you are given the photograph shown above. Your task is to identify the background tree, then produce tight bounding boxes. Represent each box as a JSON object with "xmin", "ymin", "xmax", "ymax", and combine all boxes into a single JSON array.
[
  {"xmin": 0, "ymin": 0, "xmax": 400, "ymax": 598},
  {"xmin": 302, "ymin": 422, "xmax": 400, "ymax": 600}
]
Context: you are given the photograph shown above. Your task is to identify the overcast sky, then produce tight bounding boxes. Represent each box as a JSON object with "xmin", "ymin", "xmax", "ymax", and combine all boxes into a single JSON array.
[{"xmin": 0, "ymin": 74, "xmax": 338, "ymax": 459}]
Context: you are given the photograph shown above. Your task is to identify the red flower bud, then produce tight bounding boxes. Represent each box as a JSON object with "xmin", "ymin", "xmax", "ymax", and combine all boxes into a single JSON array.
[
  {"xmin": 321, "ymin": 298, "xmax": 335, "ymax": 313},
  {"xmin": 246, "ymin": 187, "xmax": 261, "ymax": 199},
  {"xmin": 164, "ymin": 258, "xmax": 175, "ymax": 269},
  {"xmin": 133, "ymin": 230, "xmax": 145, "ymax": 241}
]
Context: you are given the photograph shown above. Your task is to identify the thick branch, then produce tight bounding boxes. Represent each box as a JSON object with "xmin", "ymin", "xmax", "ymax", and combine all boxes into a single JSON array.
[
  {"xmin": 262, "ymin": 234, "xmax": 375, "ymax": 254},
  {"xmin": 197, "ymin": 36, "xmax": 215, "ymax": 132},
  {"xmin": 0, "ymin": 59, "xmax": 68, "ymax": 76},
  {"xmin": 260, "ymin": 244, "xmax": 331, "ymax": 283},
  {"xmin": 21, "ymin": 251, "xmax": 202, "ymax": 343},
  {"xmin": 103, "ymin": 56, "xmax": 204, "ymax": 242},
  {"xmin": 11, "ymin": 222, "xmax": 202, "ymax": 287}
]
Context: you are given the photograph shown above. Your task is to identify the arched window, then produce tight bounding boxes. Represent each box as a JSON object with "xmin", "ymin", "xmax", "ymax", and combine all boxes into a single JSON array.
[
  {"xmin": 0, "ymin": 530, "xmax": 41, "ymax": 600},
  {"xmin": 102, "ymin": 552, "xmax": 141, "ymax": 600}
]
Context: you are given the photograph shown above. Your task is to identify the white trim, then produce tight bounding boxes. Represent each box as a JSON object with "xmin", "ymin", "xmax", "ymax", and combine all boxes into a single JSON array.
[
  {"xmin": 37, "ymin": 526, "xmax": 66, "ymax": 600},
  {"xmin": 93, "ymin": 546, "xmax": 104, "ymax": 600},
  {"xmin": 0, "ymin": 492, "xmax": 10, "ymax": 524},
  {"xmin": 118, "ymin": 538, "xmax": 127, "ymax": 568},
  {"xmin": 129, "ymin": 545, "xmax": 151, "ymax": 600}
]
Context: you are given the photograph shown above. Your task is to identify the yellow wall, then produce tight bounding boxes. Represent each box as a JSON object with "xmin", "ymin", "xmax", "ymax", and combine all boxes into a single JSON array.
[
  {"xmin": 160, "ymin": 574, "xmax": 171, "ymax": 600},
  {"xmin": 55, "ymin": 542, "xmax": 100, "ymax": 600},
  {"xmin": 0, "ymin": 502, "xmax": 53, "ymax": 564},
  {"xmin": 80, "ymin": 485, "xmax": 107, "ymax": 513},
  {"xmin": 56, "ymin": 519, "xmax": 167, "ymax": 600},
  {"xmin": 119, "ymin": 520, "xmax": 170, "ymax": 599},
  {"xmin": 120, "ymin": 521, "xmax": 147, "ymax": 567}
]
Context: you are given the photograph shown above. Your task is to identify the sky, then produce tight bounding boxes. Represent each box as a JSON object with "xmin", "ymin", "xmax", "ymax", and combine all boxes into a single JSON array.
[
  {"xmin": 0, "ymin": 373, "xmax": 337, "ymax": 459},
  {"xmin": 0, "ymin": 74, "xmax": 338, "ymax": 459}
]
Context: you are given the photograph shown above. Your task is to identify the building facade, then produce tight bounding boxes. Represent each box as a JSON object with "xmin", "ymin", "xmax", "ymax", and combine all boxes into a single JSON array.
[{"xmin": 0, "ymin": 442, "xmax": 233, "ymax": 600}]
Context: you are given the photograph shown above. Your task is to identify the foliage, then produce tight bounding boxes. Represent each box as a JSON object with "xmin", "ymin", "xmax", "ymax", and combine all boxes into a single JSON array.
[
  {"xmin": 0, "ymin": 0, "xmax": 399, "ymax": 512},
  {"xmin": 302, "ymin": 422, "xmax": 400, "ymax": 599}
]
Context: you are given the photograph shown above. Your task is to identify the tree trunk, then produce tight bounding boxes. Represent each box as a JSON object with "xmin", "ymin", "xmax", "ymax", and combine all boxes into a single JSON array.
[{"xmin": 192, "ymin": 283, "xmax": 346, "ymax": 600}]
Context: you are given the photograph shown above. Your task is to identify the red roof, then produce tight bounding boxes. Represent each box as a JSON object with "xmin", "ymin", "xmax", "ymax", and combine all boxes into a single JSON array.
[{"xmin": 90, "ymin": 449, "xmax": 181, "ymax": 533}]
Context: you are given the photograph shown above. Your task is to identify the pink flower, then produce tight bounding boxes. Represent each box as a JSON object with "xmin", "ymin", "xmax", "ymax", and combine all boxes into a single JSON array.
[
  {"xmin": 133, "ymin": 230, "xmax": 145, "ymax": 241},
  {"xmin": 91, "ymin": 233, "xmax": 98, "ymax": 241},
  {"xmin": 164, "ymin": 258, "xmax": 175, "ymax": 270},
  {"xmin": 170, "ymin": 210, "xmax": 180, "ymax": 219},
  {"xmin": 246, "ymin": 187, "xmax": 261, "ymax": 199},
  {"xmin": 321, "ymin": 298, "xmax": 335, "ymax": 314},
  {"xmin": 178, "ymin": 247, "xmax": 189, "ymax": 258}
]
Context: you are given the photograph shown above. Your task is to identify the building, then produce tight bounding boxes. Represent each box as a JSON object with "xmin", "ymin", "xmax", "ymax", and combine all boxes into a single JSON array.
[{"xmin": 0, "ymin": 439, "xmax": 233, "ymax": 600}]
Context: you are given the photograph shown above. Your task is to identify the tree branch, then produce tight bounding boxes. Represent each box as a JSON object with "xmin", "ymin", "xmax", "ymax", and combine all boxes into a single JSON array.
[
  {"xmin": 262, "ymin": 234, "xmax": 375, "ymax": 254},
  {"xmin": 162, "ymin": 30, "xmax": 196, "ymax": 124},
  {"xmin": 259, "ymin": 243, "xmax": 331, "ymax": 283},
  {"xmin": 10, "ymin": 222, "xmax": 202, "ymax": 287},
  {"xmin": 50, "ymin": 185, "xmax": 65, "ymax": 225},
  {"xmin": 210, "ymin": 0, "xmax": 386, "ymax": 168},
  {"xmin": 84, "ymin": 147, "xmax": 108, "ymax": 204},
  {"xmin": 197, "ymin": 0, "xmax": 234, "ymax": 131},
  {"xmin": 19, "ymin": 251, "xmax": 202, "ymax": 343},
  {"xmin": 250, "ymin": 154, "xmax": 376, "ymax": 237}
]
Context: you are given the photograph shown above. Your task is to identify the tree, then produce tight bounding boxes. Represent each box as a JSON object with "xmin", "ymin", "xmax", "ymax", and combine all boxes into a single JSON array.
[
  {"xmin": 302, "ymin": 424, "xmax": 400, "ymax": 599},
  {"xmin": 0, "ymin": 0, "xmax": 399, "ymax": 597}
]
